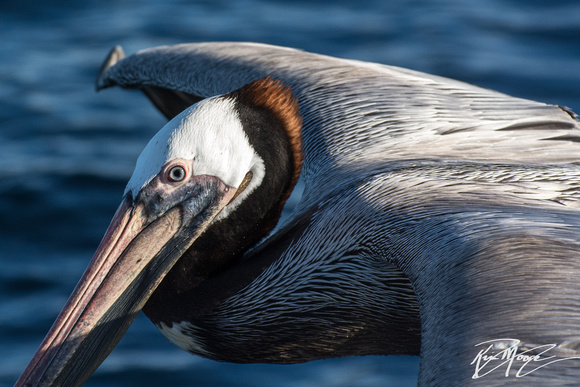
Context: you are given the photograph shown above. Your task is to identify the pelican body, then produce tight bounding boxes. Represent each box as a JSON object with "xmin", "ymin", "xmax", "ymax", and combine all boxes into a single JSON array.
[{"xmin": 16, "ymin": 42, "xmax": 580, "ymax": 386}]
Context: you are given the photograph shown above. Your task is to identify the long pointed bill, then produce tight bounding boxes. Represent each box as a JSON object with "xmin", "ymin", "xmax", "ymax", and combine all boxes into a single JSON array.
[{"xmin": 16, "ymin": 181, "xmax": 234, "ymax": 387}]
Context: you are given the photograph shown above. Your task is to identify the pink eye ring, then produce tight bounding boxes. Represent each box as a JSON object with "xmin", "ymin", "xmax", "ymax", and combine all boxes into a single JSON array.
[{"xmin": 167, "ymin": 165, "xmax": 187, "ymax": 182}]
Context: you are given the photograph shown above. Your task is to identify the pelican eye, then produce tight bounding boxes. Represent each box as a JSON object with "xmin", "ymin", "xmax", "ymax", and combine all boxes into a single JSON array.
[{"xmin": 167, "ymin": 165, "xmax": 186, "ymax": 182}]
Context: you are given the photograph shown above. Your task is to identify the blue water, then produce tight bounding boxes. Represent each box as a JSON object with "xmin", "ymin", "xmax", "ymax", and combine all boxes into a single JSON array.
[{"xmin": 1, "ymin": 1, "xmax": 579, "ymax": 386}]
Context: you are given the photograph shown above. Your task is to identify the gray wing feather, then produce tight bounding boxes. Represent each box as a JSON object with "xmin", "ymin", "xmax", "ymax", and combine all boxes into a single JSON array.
[
  {"xmin": 97, "ymin": 42, "xmax": 580, "ymax": 206},
  {"xmin": 98, "ymin": 42, "xmax": 580, "ymax": 385}
]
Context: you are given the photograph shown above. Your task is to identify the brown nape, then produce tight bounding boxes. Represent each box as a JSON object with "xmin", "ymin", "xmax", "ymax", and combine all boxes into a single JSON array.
[
  {"xmin": 225, "ymin": 77, "xmax": 304, "ymax": 192},
  {"xmin": 141, "ymin": 85, "xmax": 204, "ymax": 120}
]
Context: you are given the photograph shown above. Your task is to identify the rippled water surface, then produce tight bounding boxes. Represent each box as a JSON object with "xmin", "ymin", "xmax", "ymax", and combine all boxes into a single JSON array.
[{"xmin": 1, "ymin": 0, "xmax": 579, "ymax": 386}]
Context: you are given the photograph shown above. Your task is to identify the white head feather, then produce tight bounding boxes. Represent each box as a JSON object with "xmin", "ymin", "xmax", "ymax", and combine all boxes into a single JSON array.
[{"xmin": 125, "ymin": 96, "xmax": 265, "ymax": 202}]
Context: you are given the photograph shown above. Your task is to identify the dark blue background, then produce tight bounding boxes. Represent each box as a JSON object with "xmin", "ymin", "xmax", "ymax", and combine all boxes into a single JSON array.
[{"xmin": 1, "ymin": 1, "xmax": 579, "ymax": 385}]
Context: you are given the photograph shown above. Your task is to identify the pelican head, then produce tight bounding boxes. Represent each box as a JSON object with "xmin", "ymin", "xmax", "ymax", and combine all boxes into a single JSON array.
[{"xmin": 16, "ymin": 77, "xmax": 303, "ymax": 386}]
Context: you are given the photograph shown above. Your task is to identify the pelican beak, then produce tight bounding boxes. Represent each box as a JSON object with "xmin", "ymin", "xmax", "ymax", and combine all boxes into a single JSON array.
[{"xmin": 15, "ymin": 178, "xmax": 234, "ymax": 387}]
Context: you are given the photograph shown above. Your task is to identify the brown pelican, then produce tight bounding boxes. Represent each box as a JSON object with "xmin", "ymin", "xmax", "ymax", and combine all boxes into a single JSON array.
[{"xmin": 16, "ymin": 42, "xmax": 580, "ymax": 386}]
